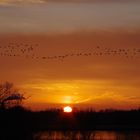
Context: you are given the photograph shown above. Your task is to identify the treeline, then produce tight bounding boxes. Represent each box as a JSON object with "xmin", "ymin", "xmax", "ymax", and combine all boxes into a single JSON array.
[{"xmin": 0, "ymin": 106, "xmax": 140, "ymax": 140}]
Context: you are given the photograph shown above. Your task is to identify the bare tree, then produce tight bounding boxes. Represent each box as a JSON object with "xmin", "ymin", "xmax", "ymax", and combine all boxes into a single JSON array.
[{"xmin": 0, "ymin": 82, "xmax": 25, "ymax": 109}]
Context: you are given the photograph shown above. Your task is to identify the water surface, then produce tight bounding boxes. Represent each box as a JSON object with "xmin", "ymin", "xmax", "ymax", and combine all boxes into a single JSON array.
[{"xmin": 35, "ymin": 131, "xmax": 140, "ymax": 140}]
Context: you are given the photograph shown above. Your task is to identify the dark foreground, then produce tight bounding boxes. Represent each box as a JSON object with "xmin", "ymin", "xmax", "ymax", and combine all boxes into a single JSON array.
[{"xmin": 0, "ymin": 107, "xmax": 140, "ymax": 140}]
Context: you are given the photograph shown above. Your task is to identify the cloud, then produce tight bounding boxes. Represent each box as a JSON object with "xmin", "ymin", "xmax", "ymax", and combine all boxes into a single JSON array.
[
  {"xmin": 0, "ymin": 0, "xmax": 140, "ymax": 5},
  {"xmin": 44, "ymin": 0, "xmax": 140, "ymax": 3},
  {"xmin": 0, "ymin": 2, "xmax": 140, "ymax": 34},
  {"xmin": 0, "ymin": 0, "xmax": 44, "ymax": 5},
  {"xmin": 92, "ymin": 92, "xmax": 140, "ymax": 103}
]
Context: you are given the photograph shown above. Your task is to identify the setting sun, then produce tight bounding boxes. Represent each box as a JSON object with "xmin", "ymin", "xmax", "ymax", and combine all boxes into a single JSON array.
[{"xmin": 63, "ymin": 106, "xmax": 73, "ymax": 113}]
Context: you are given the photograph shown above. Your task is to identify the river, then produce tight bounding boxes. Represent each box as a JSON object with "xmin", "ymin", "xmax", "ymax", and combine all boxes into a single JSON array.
[{"xmin": 34, "ymin": 131, "xmax": 140, "ymax": 140}]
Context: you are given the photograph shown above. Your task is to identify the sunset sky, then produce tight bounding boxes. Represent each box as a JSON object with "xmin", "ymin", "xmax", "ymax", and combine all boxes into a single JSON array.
[{"xmin": 0, "ymin": 0, "xmax": 140, "ymax": 110}]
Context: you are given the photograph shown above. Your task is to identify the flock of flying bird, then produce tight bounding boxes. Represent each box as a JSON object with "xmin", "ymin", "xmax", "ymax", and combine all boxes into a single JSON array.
[
  {"xmin": 0, "ymin": 43, "xmax": 140, "ymax": 61},
  {"xmin": 0, "ymin": 43, "xmax": 37, "ymax": 58}
]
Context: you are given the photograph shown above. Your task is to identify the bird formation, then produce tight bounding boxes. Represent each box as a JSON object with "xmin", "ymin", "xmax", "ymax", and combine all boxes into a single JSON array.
[
  {"xmin": 0, "ymin": 43, "xmax": 140, "ymax": 61},
  {"xmin": 0, "ymin": 43, "xmax": 38, "ymax": 58}
]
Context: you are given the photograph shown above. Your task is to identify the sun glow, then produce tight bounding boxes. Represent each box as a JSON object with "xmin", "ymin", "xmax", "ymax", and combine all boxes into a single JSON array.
[{"xmin": 63, "ymin": 106, "xmax": 73, "ymax": 113}]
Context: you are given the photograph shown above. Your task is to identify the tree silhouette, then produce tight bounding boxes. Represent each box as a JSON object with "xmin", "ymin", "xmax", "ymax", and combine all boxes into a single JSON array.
[{"xmin": 0, "ymin": 82, "xmax": 25, "ymax": 109}]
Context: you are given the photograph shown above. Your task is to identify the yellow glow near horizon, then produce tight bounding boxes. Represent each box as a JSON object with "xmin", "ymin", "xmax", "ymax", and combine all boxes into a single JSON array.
[
  {"xmin": 63, "ymin": 96, "xmax": 73, "ymax": 104},
  {"xmin": 22, "ymin": 81, "xmax": 85, "ymax": 104}
]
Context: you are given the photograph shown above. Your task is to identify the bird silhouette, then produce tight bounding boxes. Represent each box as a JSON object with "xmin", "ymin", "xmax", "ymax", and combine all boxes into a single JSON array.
[{"xmin": 0, "ymin": 42, "xmax": 140, "ymax": 61}]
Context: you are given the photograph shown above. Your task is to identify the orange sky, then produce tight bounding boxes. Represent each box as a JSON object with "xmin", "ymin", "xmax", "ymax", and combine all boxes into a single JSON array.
[{"xmin": 0, "ymin": 0, "xmax": 140, "ymax": 110}]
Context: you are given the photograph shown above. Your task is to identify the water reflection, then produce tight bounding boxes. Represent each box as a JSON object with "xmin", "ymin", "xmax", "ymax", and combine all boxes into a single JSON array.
[{"xmin": 34, "ymin": 131, "xmax": 140, "ymax": 140}]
